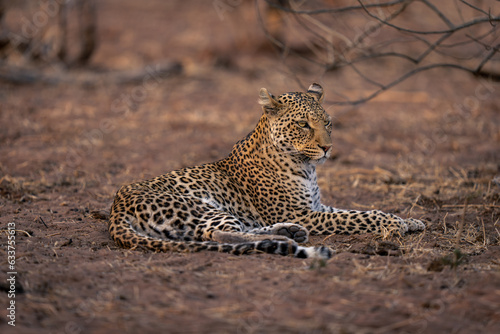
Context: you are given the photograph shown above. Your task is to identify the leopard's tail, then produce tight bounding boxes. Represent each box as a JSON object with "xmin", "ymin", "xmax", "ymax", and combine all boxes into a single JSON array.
[{"xmin": 108, "ymin": 213, "xmax": 331, "ymax": 259}]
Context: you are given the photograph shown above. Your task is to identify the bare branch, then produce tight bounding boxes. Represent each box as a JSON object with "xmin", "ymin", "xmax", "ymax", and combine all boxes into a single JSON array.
[
  {"xmin": 475, "ymin": 42, "xmax": 500, "ymax": 73},
  {"xmin": 343, "ymin": 2, "xmax": 409, "ymax": 58},
  {"xmin": 421, "ymin": 0, "xmax": 455, "ymax": 29},
  {"xmin": 255, "ymin": 0, "xmax": 325, "ymax": 68},
  {"xmin": 0, "ymin": 61, "xmax": 182, "ymax": 86},
  {"xmin": 260, "ymin": 0, "xmax": 500, "ymax": 105},
  {"xmin": 442, "ymin": 27, "xmax": 498, "ymax": 48},
  {"xmin": 458, "ymin": 0, "xmax": 491, "ymax": 17},
  {"xmin": 415, "ymin": 32, "xmax": 454, "ymax": 63},
  {"xmin": 330, "ymin": 63, "xmax": 499, "ymax": 106},
  {"xmin": 357, "ymin": 0, "xmax": 500, "ymax": 35},
  {"xmin": 264, "ymin": 0, "xmax": 411, "ymax": 15},
  {"xmin": 57, "ymin": 1, "xmax": 68, "ymax": 62},
  {"xmin": 349, "ymin": 62, "xmax": 385, "ymax": 88},
  {"xmin": 76, "ymin": 0, "xmax": 97, "ymax": 65}
]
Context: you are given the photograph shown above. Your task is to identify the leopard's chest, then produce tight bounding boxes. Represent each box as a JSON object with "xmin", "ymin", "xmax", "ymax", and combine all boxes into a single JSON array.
[{"xmin": 237, "ymin": 164, "xmax": 322, "ymax": 220}]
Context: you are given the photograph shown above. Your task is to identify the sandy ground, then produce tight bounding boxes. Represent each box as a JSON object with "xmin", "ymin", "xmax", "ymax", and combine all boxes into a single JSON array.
[{"xmin": 0, "ymin": 1, "xmax": 499, "ymax": 333}]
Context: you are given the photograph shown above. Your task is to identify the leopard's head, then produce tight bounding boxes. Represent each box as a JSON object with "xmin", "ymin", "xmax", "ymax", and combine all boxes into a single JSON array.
[{"xmin": 259, "ymin": 83, "xmax": 333, "ymax": 164}]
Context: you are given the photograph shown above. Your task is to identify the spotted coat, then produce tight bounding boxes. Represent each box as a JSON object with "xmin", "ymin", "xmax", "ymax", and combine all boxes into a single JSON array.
[{"xmin": 108, "ymin": 83, "xmax": 425, "ymax": 259}]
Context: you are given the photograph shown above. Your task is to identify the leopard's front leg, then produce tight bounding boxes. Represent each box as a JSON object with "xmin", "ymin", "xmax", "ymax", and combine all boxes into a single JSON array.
[{"xmin": 299, "ymin": 207, "xmax": 425, "ymax": 236}]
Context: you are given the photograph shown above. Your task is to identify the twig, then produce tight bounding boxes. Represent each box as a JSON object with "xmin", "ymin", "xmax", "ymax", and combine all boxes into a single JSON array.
[
  {"xmin": 442, "ymin": 212, "xmax": 449, "ymax": 234},
  {"xmin": 442, "ymin": 204, "xmax": 500, "ymax": 208},
  {"xmin": 330, "ymin": 63, "xmax": 493, "ymax": 105},
  {"xmin": 475, "ymin": 42, "xmax": 500, "ymax": 73},
  {"xmin": 349, "ymin": 62, "xmax": 385, "ymax": 88},
  {"xmin": 460, "ymin": 28, "xmax": 499, "ymax": 49},
  {"xmin": 344, "ymin": 1, "xmax": 409, "ymax": 54},
  {"xmin": 408, "ymin": 194, "xmax": 421, "ymax": 218},
  {"xmin": 458, "ymin": 0, "xmax": 491, "ymax": 17},
  {"xmin": 264, "ymin": 0, "xmax": 410, "ymax": 15},
  {"xmin": 0, "ymin": 61, "xmax": 182, "ymax": 85},
  {"xmin": 421, "ymin": 0, "xmax": 455, "ymax": 29},
  {"xmin": 260, "ymin": 0, "xmax": 500, "ymax": 105},
  {"xmin": 254, "ymin": 0, "xmax": 320, "ymax": 89},
  {"xmin": 480, "ymin": 218, "xmax": 486, "ymax": 247},
  {"xmin": 0, "ymin": 229, "xmax": 32, "ymax": 237},
  {"xmin": 76, "ymin": 0, "xmax": 97, "ymax": 65},
  {"xmin": 455, "ymin": 197, "xmax": 468, "ymax": 248},
  {"xmin": 357, "ymin": 0, "xmax": 500, "ymax": 35},
  {"xmin": 36, "ymin": 216, "xmax": 48, "ymax": 228},
  {"xmin": 415, "ymin": 32, "xmax": 453, "ymax": 64},
  {"xmin": 57, "ymin": 0, "xmax": 67, "ymax": 62}
]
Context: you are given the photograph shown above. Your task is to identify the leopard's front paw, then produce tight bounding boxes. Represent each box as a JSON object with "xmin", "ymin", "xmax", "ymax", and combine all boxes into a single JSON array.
[
  {"xmin": 368, "ymin": 210, "xmax": 404, "ymax": 235},
  {"xmin": 374, "ymin": 211, "xmax": 425, "ymax": 235},
  {"xmin": 404, "ymin": 218, "xmax": 425, "ymax": 232}
]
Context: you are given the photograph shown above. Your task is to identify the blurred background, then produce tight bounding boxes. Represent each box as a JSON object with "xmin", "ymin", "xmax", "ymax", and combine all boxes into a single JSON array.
[{"xmin": 1, "ymin": 1, "xmax": 498, "ymax": 173}]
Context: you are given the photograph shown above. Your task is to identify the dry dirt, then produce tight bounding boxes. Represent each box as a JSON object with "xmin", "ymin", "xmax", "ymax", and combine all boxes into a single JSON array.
[{"xmin": 1, "ymin": 1, "xmax": 499, "ymax": 333}]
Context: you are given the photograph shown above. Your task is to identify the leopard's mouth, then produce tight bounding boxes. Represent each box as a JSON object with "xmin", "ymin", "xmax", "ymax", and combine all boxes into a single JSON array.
[
  {"xmin": 277, "ymin": 140, "xmax": 330, "ymax": 163},
  {"xmin": 291, "ymin": 148, "xmax": 330, "ymax": 164}
]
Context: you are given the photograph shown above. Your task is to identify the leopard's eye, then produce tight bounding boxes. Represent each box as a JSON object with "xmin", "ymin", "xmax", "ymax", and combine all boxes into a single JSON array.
[
  {"xmin": 297, "ymin": 121, "xmax": 309, "ymax": 128},
  {"xmin": 324, "ymin": 120, "xmax": 331, "ymax": 127}
]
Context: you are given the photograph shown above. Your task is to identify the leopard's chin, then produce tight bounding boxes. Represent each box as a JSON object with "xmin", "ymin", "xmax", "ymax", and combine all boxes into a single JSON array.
[
  {"xmin": 309, "ymin": 156, "xmax": 328, "ymax": 165},
  {"xmin": 296, "ymin": 154, "xmax": 327, "ymax": 165}
]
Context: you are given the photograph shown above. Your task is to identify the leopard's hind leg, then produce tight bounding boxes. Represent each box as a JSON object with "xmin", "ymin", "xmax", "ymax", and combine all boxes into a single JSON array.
[
  {"xmin": 197, "ymin": 209, "xmax": 297, "ymax": 243},
  {"xmin": 246, "ymin": 223, "xmax": 309, "ymax": 243},
  {"xmin": 110, "ymin": 186, "xmax": 330, "ymax": 258}
]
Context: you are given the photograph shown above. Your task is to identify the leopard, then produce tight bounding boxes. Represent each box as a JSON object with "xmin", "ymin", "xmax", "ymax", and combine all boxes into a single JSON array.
[{"xmin": 108, "ymin": 83, "xmax": 425, "ymax": 259}]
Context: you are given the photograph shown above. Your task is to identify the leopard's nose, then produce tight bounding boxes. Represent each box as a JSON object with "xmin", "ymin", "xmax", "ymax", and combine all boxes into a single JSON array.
[{"xmin": 320, "ymin": 145, "xmax": 331, "ymax": 153}]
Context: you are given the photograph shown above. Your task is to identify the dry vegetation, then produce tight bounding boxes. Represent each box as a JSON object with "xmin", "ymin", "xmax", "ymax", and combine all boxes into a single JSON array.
[{"xmin": 1, "ymin": 1, "xmax": 499, "ymax": 333}]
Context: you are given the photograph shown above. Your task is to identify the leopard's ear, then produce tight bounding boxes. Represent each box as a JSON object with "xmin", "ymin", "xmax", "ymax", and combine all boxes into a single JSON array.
[
  {"xmin": 307, "ymin": 83, "xmax": 324, "ymax": 103},
  {"xmin": 259, "ymin": 88, "xmax": 283, "ymax": 117}
]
